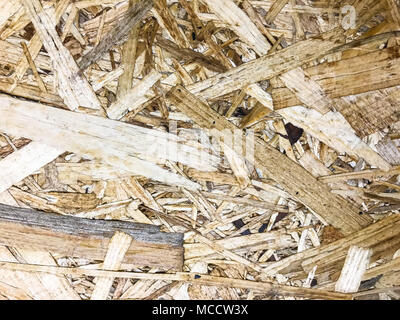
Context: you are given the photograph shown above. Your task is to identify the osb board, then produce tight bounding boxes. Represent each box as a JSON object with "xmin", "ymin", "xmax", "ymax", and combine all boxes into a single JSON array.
[{"xmin": 0, "ymin": 0, "xmax": 399, "ymax": 300}]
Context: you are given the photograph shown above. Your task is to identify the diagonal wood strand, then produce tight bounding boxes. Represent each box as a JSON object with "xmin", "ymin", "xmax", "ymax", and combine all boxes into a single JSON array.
[
  {"xmin": 166, "ymin": 85, "xmax": 372, "ymax": 236},
  {"xmin": 78, "ymin": 0, "xmax": 153, "ymax": 70}
]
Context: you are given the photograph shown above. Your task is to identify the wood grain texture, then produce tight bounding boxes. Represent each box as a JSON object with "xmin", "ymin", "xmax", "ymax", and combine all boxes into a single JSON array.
[
  {"xmin": 335, "ymin": 246, "xmax": 371, "ymax": 293},
  {"xmin": 272, "ymin": 46, "xmax": 400, "ymax": 112},
  {"xmin": 279, "ymin": 67, "xmax": 333, "ymax": 114},
  {"xmin": 278, "ymin": 106, "xmax": 392, "ymax": 170},
  {"xmin": 0, "ymin": 0, "xmax": 399, "ymax": 299},
  {"xmin": 166, "ymin": 85, "xmax": 372, "ymax": 236},
  {"xmin": 335, "ymin": 88, "xmax": 400, "ymax": 138},
  {"xmin": 0, "ymin": 203, "xmax": 183, "ymax": 270},
  {"xmin": 201, "ymin": 0, "xmax": 271, "ymax": 56},
  {"xmin": 0, "ymin": 94, "xmax": 217, "ymax": 189},
  {"xmin": 186, "ymin": 36, "xmax": 338, "ymax": 101},
  {"xmin": 186, "ymin": 32, "xmax": 396, "ymax": 103},
  {"xmin": 263, "ymin": 214, "xmax": 400, "ymax": 280},
  {"xmin": 0, "ymin": 191, "xmax": 81, "ymax": 300},
  {"xmin": 22, "ymin": 0, "xmax": 101, "ymax": 111},
  {"xmin": 0, "ymin": 141, "xmax": 62, "ymax": 194},
  {"xmin": 387, "ymin": 0, "xmax": 400, "ymax": 27},
  {"xmin": 155, "ymin": 35, "xmax": 226, "ymax": 72},
  {"xmin": 153, "ymin": 0, "xmax": 189, "ymax": 48},
  {"xmin": 265, "ymin": 0, "xmax": 290, "ymax": 25},
  {"xmin": 13, "ymin": 0, "xmax": 69, "ymax": 80},
  {"xmin": 91, "ymin": 231, "xmax": 133, "ymax": 300},
  {"xmin": 78, "ymin": 0, "xmax": 153, "ymax": 70},
  {"xmin": 0, "ymin": 260, "xmax": 353, "ymax": 300}
]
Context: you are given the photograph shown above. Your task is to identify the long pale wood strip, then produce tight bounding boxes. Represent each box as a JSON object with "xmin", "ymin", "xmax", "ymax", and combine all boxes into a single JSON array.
[
  {"xmin": 55, "ymin": 161, "xmax": 132, "ymax": 184},
  {"xmin": 318, "ymin": 166, "xmax": 400, "ymax": 183},
  {"xmin": 91, "ymin": 232, "xmax": 132, "ymax": 300},
  {"xmin": 166, "ymin": 85, "xmax": 372, "ymax": 236},
  {"xmin": 0, "ymin": 203, "xmax": 184, "ymax": 270},
  {"xmin": 185, "ymin": 231, "xmax": 295, "ymax": 260},
  {"xmin": 272, "ymin": 46, "xmax": 400, "ymax": 108},
  {"xmin": 0, "ymin": 142, "xmax": 62, "ymax": 194},
  {"xmin": 0, "ymin": 261, "xmax": 352, "ymax": 300},
  {"xmin": 0, "ymin": 95, "xmax": 218, "ymax": 190},
  {"xmin": 186, "ymin": 37, "xmax": 338, "ymax": 101},
  {"xmin": 186, "ymin": 32, "xmax": 397, "ymax": 102}
]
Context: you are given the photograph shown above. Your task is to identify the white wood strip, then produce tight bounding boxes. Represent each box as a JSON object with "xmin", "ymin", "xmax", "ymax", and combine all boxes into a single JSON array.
[
  {"xmin": 0, "ymin": 142, "xmax": 62, "ymax": 194},
  {"xmin": 91, "ymin": 231, "xmax": 132, "ymax": 300},
  {"xmin": 335, "ymin": 246, "xmax": 371, "ymax": 293}
]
